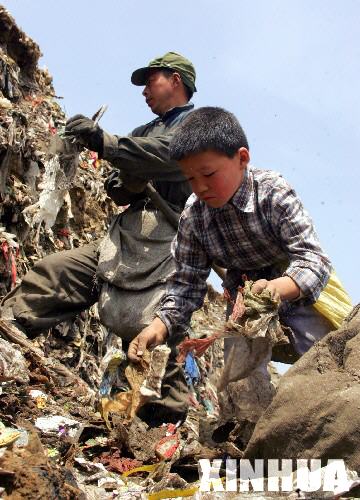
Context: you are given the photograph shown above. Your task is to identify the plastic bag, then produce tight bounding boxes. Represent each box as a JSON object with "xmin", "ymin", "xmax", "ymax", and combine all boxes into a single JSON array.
[{"xmin": 313, "ymin": 271, "xmax": 353, "ymax": 329}]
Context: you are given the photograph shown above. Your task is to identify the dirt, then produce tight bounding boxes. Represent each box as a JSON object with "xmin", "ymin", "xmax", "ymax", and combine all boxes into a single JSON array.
[{"xmin": 0, "ymin": 430, "xmax": 84, "ymax": 499}]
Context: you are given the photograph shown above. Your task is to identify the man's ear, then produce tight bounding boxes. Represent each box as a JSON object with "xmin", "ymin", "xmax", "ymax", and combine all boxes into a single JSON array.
[
  {"xmin": 172, "ymin": 72, "xmax": 182, "ymax": 87},
  {"xmin": 238, "ymin": 147, "xmax": 250, "ymax": 166}
]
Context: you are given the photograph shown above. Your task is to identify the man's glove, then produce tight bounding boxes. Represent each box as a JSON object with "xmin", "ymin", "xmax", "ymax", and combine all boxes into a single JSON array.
[{"xmin": 65, "ymin": 114, "xmax": 104, "ymax": 155}]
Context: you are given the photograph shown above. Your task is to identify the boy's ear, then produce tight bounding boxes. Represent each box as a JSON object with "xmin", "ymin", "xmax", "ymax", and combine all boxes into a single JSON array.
[{"xmin": 238, "ymin": 147, "xmax": 250, "ymax": 166}]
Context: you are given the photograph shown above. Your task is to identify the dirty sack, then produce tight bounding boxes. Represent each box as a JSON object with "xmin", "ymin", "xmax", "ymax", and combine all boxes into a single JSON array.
[
  {"xmin": 244, "ymin": 304, "xmax": 360, "ymax": 473},
  {"xmin": 219, "ymin": 280, "xmax": 288, "ymax": 390},
  {"xmin": 96, "ymin": 207, "xmax": 175, "ymax": 339},
  {"xmin": 215, "ymin": 281, "xmax": 287, "ymax": 429}
]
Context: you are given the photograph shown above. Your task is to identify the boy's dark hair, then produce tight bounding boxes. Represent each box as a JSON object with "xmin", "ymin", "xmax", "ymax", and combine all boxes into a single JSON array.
[{"xmin": 169, "ymin": 107, "xmax": 248, "ymax": 160}]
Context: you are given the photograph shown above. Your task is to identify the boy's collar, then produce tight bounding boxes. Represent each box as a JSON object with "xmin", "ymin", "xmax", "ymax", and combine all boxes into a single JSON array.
[{"xmin": 230, "ymin": 166, "xmax": 255, "ymax": 212}]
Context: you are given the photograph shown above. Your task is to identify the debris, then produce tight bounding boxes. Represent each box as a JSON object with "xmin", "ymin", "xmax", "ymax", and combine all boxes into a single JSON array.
[
  {"xmin": 127, "ymin": 418, "xmax": 167, "ymax": 462},
  {"xmin": 99, "ymin": 348, "xmax": 151, "ymax": 427},
  {"xmin": 0, "ymin": 422, "xmax": 21, "ymax": 447},
  {"xmin": 0, "ymin": 336, "xmax": 29, "ymax": 383},
  {"xmin": 29, "ymin": 389, "xmax": 48, "ymax": 408},
  {"xmin": 0, "ymin": 428, "xmax": 85, "ymax": 499},
  {"xmin": 98, "ymin": 449, "xmax": 142, "ymax": 474},
  {"xmin": 35, "ymin": 415, "xmax": 80, "ymax": 438},
  {"xmin": 140, "ymin": 345, "xmax": 171, "ymax": 399}
]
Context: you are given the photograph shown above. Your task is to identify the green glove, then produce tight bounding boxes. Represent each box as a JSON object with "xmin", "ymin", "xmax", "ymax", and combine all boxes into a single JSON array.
[{"xmin": 65, "ymin": 114, "xmax": 104, "ymax": 154}]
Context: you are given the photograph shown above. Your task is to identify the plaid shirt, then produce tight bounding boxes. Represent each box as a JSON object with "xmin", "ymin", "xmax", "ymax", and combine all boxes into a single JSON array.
[{"xmin": 157, "ymin": 166, "xmax": 332, "ymax": 336}]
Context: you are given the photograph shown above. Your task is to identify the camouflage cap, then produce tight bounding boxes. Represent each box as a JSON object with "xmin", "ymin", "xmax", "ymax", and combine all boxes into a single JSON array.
[{"xmin": 131, "ymin": 51, "xmax": 197, "ymax": 92}]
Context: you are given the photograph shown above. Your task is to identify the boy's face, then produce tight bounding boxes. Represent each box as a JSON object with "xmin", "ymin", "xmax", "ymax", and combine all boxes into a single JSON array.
[{"xmin": 179, "ymin": 148, "xmax": 249, "ymax": 208}]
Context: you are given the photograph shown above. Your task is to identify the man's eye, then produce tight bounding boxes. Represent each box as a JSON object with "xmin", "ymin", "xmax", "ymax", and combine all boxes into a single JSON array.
[
  {"xmin": 204, "ymin": 172, "xmax": 215, "ymax": 177},
  {"xmin": 187, "ymin": 177, "xmax": 194, "ymax": 182}
]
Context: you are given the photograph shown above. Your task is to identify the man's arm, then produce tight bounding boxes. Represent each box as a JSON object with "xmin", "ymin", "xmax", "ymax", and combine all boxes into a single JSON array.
[
  {"xmin": 102, "ymin": 131, "xmax": 185, "ymax": 182},
  {"xmin": 65, "ymin": 114, "xmax": 187, "ymax": 183},
  {"xmin": 104, "ymin": 170, "xmax": 147, "ymax": 205},
  {"xmin": 128, "ymin": 212, "xmax": 212, "ymax": 361},
  {"xmin": 255, "ymin": 176, "xmax": 331, "ymax": 303}
]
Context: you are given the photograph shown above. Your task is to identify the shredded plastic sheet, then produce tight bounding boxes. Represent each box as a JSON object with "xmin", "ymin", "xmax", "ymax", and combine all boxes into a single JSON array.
[
  {"xmin": 314, "ymin": 270, "xmax": 353, "ymax": 328},
  {"xmin": 0, "ymin": 337, "xmax": 29, "ymax": 383},
  {"xmin": 140, "ymin": 345, "xmax": 171, "ymax": 399},
  {"xmin": 99, "ymin": 348, "xmax": 150, "ymax": 428},
  {"xmin": 177, "ymin": 334, "xmax": 220, "ymax": 363},
  {"xmin": 22, "ymin": 146, "xmax": 79, "ymax": 239}
]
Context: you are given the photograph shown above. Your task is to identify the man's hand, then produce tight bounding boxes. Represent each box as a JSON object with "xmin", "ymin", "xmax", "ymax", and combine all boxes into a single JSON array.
[
  {"xmin": 251, "ymin": 277, "xmax": 301, "ymax": 301},
  {"xmin": 128, "ymin": 317, "xmax": 168, "ymax": 362},
  {"xmin": 65, "ymin": 114, "xmax": 104, "ymax": 154}
]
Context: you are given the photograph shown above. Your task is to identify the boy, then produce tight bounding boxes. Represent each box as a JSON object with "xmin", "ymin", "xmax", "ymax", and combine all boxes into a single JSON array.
[{"xmin": 128, "ymin": 106, "xmax": 336, "ymax": 362}]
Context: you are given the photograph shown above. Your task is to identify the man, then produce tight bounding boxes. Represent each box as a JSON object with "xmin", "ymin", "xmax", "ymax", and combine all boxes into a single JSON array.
[{"xmin": 1, "ymin": 51, "xmax": 197, "ymax": 424}]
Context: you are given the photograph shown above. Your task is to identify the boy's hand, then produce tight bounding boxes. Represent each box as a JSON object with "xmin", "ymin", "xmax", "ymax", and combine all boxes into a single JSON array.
[
  {"xmin": 251, "ymin": 277, "xmax": 301, "ymax": 302},
  {"xmin": 128, "ymin": 318, "xmax": 168, "ymax": 362},
  {"xmin": 251, "ymin": 279, "xmax": 281, "ymax": 302}
]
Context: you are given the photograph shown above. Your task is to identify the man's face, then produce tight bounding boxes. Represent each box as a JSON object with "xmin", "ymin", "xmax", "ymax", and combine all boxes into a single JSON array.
[
  {"xmin": 142, "ymin": 69, "xmax": 176, "ymax": 116},
  {"xmin": 179, "ymin": 149, "xmax": 249, "ymax": 208}
]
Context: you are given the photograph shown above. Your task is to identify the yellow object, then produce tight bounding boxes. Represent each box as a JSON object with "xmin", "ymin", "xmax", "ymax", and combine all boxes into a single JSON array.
[
  {"xmin": 148, "ymin": 485, "xmax": 199, "ymax": 500},
  {"xmin": 35, "ymin": 395, "xmax": 47, "ymax": 409},
  {"xmin": 313, "ymin": 271, "xmax": 353, "ymax": 329},
  {"xmin": 148, "ymin": 477, "xmax": 226, "ymax": 500},
  {"xmin": 0, "ymin": 429, "xmax": 21, "ymax": 446},
  {"xmin": 122, "ymin": 463, "xmax": 159, "ymax": 478}
]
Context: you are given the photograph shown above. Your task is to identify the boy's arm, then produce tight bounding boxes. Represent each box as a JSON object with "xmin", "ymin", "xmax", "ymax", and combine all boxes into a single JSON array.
[
  {"xmin": 263, "ymin": 176, "xmax": 332, "ymax": 303},
  {"xmin": 128, "ymin": 212, "xmax": 212, "ymax": 361}
]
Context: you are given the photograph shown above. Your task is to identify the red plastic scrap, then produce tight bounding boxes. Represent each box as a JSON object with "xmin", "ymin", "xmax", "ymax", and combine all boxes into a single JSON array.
[
  {"xmin": 58, "ymin": 228, "xmax": 70, "ymax": 237},
  {"xmin": 10, "ymin": 251, "xmax": 17, "ymax": 287},
  {"xmin": 1, "ymin": 241, "xmax": 9, "ymax": 262},
  {"xmin": 176, "ymin": 334, "xmax": 220, "ymax": 363},
  {"xmin": 48, "ymin": 123, "xmax": 57, "ymax": 135},
  {"xmin": 98, "ymin": 450, "xmax": 142, "ymax": 474},
  {"xmin": 155, "ymin": 433, "xmax": 179, "ymax": 460}
]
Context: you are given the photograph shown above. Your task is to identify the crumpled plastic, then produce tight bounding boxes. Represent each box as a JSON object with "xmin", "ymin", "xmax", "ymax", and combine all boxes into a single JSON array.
[
  {"xmin": 22, "ymin": 136, "xmax": 80, "ymax": 238},
  {"xmin": 184, "ymin": 352, "xmax": 200, "ymax": 386},
  {"xmin": 99, "ymin": 341, "xmax": 171, "ymax": 427},
  {"xmin": 35, "ymin": 415, "xmax": 81, "ymax": 438},
  {"xmin": 140, "ymin": 345, "xmax": 171, "ymax": 399},
  {"xmin": 99, "ymin": 345, "xmax": 150, "ymax": 428},
  {"xmin": 225, "ymin": 281, "xmax": 288, "ymax": 344},
  {"xmin": 0, "ymin": 337, "xmax": 29, "ymax": 383},
  {"xmin": 313, "ymin": 270, "xmax": 353, "ymax": 328}
]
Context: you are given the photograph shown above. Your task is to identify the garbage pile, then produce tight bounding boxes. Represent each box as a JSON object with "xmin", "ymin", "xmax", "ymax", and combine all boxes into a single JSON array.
[{"xmin": 0, "ymin": 5, "xmax": 118, "ymax": 296}]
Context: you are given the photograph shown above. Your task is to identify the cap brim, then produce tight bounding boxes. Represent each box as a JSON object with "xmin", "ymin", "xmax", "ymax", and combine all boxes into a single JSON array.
[{"xmin": 131, "ymin": 67, "xmax": 152, "ymax": 86}]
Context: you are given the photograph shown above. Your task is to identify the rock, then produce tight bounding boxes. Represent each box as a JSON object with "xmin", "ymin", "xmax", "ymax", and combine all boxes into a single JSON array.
[{"xmin": 244, "ymin": 305, "xmax": 360, "ymax": 472}]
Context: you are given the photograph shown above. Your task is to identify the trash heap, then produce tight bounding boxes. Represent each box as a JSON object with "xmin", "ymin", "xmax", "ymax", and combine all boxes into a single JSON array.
[{"xmin": 0, "ymin": 5, "xmax": 118, "ymax": 296}]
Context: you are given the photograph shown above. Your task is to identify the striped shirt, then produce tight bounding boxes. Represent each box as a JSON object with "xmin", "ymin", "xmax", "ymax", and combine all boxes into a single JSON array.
[{"xmin": 157, "ymin": 166, "xmax": 332, "ymax": 336}]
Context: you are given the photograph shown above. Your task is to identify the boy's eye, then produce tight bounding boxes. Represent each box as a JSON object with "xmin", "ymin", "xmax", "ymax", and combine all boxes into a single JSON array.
[{"xmin": 204, "ymin": 171, "xmax": 215, "ymax": 177}]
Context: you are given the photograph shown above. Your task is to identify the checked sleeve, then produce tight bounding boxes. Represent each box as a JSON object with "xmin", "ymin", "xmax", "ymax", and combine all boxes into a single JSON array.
[{"xmin": 265, "ymin": 176, "xmax": 332, "ymax": 303}]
